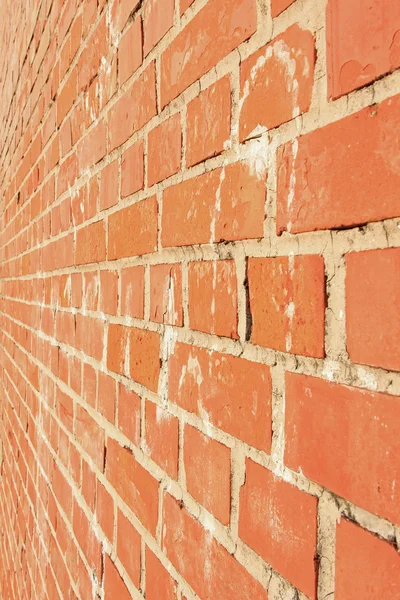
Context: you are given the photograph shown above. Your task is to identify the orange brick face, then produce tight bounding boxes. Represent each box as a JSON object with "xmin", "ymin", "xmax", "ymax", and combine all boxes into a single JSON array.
[{"xmin": 0, "ymin": 0, "xmax": 399, "ymax": 598}]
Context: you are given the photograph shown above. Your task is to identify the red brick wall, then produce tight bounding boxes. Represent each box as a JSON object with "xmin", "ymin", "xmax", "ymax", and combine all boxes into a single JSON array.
[{"xmin": 0, "ymin": 0, "xmax": 399, "ymax": 598}]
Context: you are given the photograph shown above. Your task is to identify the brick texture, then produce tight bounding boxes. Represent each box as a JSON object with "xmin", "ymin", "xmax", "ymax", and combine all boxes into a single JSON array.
[{"xmin": 0, "ymin": 0, "xmax": 399, "ymax": 598}]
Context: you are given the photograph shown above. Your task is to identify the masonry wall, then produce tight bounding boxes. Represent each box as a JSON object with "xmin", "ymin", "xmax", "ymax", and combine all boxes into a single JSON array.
[{"xmin": 0, "ymin": 0, "xmax": 399, "ymax": 598}]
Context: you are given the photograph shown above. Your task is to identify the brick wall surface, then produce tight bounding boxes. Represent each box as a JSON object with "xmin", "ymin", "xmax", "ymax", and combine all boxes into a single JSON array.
[{"xmin": 0, "ymin": 0, "xmax": 399, "ymax": 598}]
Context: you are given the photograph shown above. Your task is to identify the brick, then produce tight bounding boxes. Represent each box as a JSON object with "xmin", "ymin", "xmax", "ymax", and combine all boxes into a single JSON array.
[
  {"xmin": 117, "ymin": 510, "xmax": 141, "ymax": 587},
  {"xmin": 75, "ymin": 314, "xmax": 104, "ymax": 361},
  {"xmin": 108, "ymin": 62, "xmax": 157, "ymax": 150},
  {"xmin": 161, "ymin": 0, "xmax": 257, "ymax": 107},
  {"xmin": 75, "ymin": 405, "xmax": 105, "ymax": 470},
  {"xmin": 335, "ymin": 519, "xmax": 400, "ymax": 598},
  {"xmin": 277, "ymin": 95, "xmax": 400, "ymax": 234},
  {"xmin": 100, "ymin": 160, "xmax": 119, "ymax": 211},
  {"xmin": 57, "ymin": 68, "xmax": 78, "ymax": 126},
  {"xmin": 239, "ymin": 459, "xmax": 318, "ymax": 599},
  {"xmin": 97, "ymin": 371, "xmax": 116, "ymax": 423},
  {"xmin": 104, "ymin": 555, "xmax": 131, "ymax": 600},
  {"xmin": 111, "ymin": 0, "xmax": 142, "ymax": 34},
  {"xmin": 146, "ymin": 548, "xmax": 177, "ymax": 600},
  {"xmin": 143, "ymin": 0, "xmax": 174, "ymax": 56},
  {"xmin": 77, "ymin": 119, "xmax": 107, "ymax": 174},
  {"xmin": 99, "ymin": 270, "xmax": 119, "ymax": 315},
  {"xmin": 239, "ymin": 25, "xmax": 315, "ymax": 141},
  {"xmin": 163, "ymin": 493, "xmax": 268, "ymax": 600},
  {"xmin": 150, "ymin": 263, "xmax": 183, "ymax": 326},
  {"xmin": 75, "ymin": 221, "xmax": 106, "ymax": 265},
  {"xmin": 144, "ymin": 400, "xmax": 179, "ymax": 479},
  {"xmin": 327, "ymin": 0, "xmax": 400, "ymax": 99},
  {"xmin": 118, "ymin": 16, "xmax": 143, "ymax": 85},
  {"xmin": 121, "ymin": 266, "xmax": 145, "ymax": 318},
  {"xmin": 108, "ymin": 197, "xmax": 158, "ymax": 259},
  {"xmin": 184, "ymin": 425, "xmax": 231, "ymax": 524},
  {"xmin": 180, "ymin": 0, "xmax": 195, "ymax": 13},
  {"xmin": 271, "ymin": 0, "xmax": 296, "ymax": 16},
  {"xmin": 188, "ymin": 259, "xmax": 238, "ymax": 339},
  {"xmin": 186, "ymin": 75, "xmax": 231, "ymax": 167},
  {"xmin": 106, "ymin": 438, "xmax": 159, "ymax": 535},
  {"xmin": 248, "ymin": 255, "xmax": 325, "ymax": 357},
  {"xmin": 107, "ymin": 323, "xmax": 130, "ymax": 376},
  {"xmin": 73, "ymin": 501, "xmax": 102, "ymax": 574},
  {"xmin": 346, "ymin": 248, "xmax": 400, "ymax": 371},
  {"xmin": 118, "ymin": 384, "xmax": 141, "ymax": 446},
  {"xmin": 130, "ymin": 327, "xmax": 161, "ymax": 392},
  {"xmin": 78, "ymin": 15, "xmax": 108, "ymax": 91},
  {"xmin": 162, "ymin": 161, "xmax": 266, "ymax": 247},
  {"xmin": 96, "ymin": 481, "xmax": 114, "ymax": 541},
  {"xmin": 121, "ymin": 141, "xmax": 144, "ymax": 198},
  {"xmin": 147, "ymin": 113, "xmax": 182, "ymax": 186},
  {"xmin": 285, "ymin": 373, "xmax": 400, "ymax": 525},
  {"xmin": 168, "ymin": 342, "xmax": 272, "ymax": 449}
]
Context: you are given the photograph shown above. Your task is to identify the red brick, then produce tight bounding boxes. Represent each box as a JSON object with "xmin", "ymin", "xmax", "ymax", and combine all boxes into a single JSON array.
[
  {"xmin": 57, "ymin": 68, "xmax": 77, "ymax": 127},
  {"xmin": 248, "ymin": 255, "xmax": 325, "ymax": 357},
  {"xmin": 99, "ymin": 270, "xmax": 119, "ymax": 315},
  {"xmin": 271, "ymin": 0, "xmax": 296, "ymax": 17},
  {"xmin": 108, "ymin": 197, "xmax": 158, "ymax": 259},
  {"xmin": 100, "ymin": 160, "xmax": 119, "ymax": 211},
  {"xmin": 239, "ymin": 25, "xmax": 315, "ymax": 141},
  {"xmin": 188, "ymin": 259, "xmax": 238, "ymax": 339},
  {"xmin": 104, "ymin": 555, "xmax": 131, "ymax": 600},
  {"xmin": 117, "ymin": 510, "xmax": 141, "ymax": 587},
  {"xmin": 75, "ymin": 405, "xmax": 105, "ymax": 470},
  {"xmin": 346, "ymin": 248, "xmax": 400, "ymax": 371},
  {"xmin": 130, "ymin": 328, "xmax": 161, "ymax": 392},
  {"xmin": 107, "ymin": 323, "xmax": 130, "ymax": 376},
  {"xmin": 143, "ymin": 0, "xmax": 174, "ymax": 56},
  {"xmin": 75, "ymin": 221, "xmax": 106, "ymax": 265},
  {"xmin": 77, "ymin": 120, "xmax": 107, "ymax": 174},
  {"xmin": 75, "ymin": 314, "xmax": 104, "ymax": 361},
  {"xmin": 186, "ymin": 76, "xmax": 231, "ymax": 167},
  {"xmin": 162, "ymin": 494, "xmax": 268, "ymax": 600},
  {"xmin": 148, "ymin": 113, "xmax": 182, "ymax": 186},
  {"xmin": 335, "ymin": 519, "xmax": 400, "ymax": 598},
  {"xmin": 146, "ymin": 548, "xmax": 177, "ymax": 600},
  {"xmin": 150, "ymin": 263, "xmax": 183, "ymax": 326},
  {"xmin": 118, "ymin": 384, "xmax": 141, "ymax": 446},
  {"xmin": 108, "ymin": 62, "xmax": 157, "ymax": 150},
  {"xmin": 96, "ymin": 481, "xmax": 114, "ymax": 541},
  {"xmin": 277, "ymin": 95, "xmax": 400, "ymax": 234},
  {"xmin": 184, "ymin": 425, "xmax": 231, "ymax": 524},
  {"xmin": 111, "ymin": 0, "xmax": 141, "ymax": 34},
  {"xmin": 144, "ymin": 400, "xmax": 179, "ymax": 479},
  {"xmin": 162, "ymin": 162, "xmax": 266, "ymax": 247},
  {"xmin": 239, "ymin": 459, "xmax": 318, "ymax": 599},
  {"xmin": 106, "ymin": 438, "xmax": 159, "ymax": 535},
  {"xmin": 121, "ymin": 266, "xmax": 145, "ymax": 319},
  {"xmin": 118, "ymin": 15, "xmax": 143, "ymax": 85},
  {"xmin": 285, "ymin": 373, "xmax": 400, "ymax": 525},
  {"xmin": 327, "ymin": 0, "xmax": 400, "ymax": 99},
  {"xmin": 168, "ymin": 342, "xmax": 272, "ymax": 449},
  {"xmin": 161, "ymin": 0, "xmax": 257, "ymax": 107},
  {"xmin": 121, "ymin": 141, "xmax": 144, "ymax": 198},
  {"xmin": 97, "ymin": 371, "xmax": 116, "ymax": 423},
  {"xmin": 78, "ymin": 15, "xmax": 108, "ymax": 91},
  {"xmin": 180, "ymin": 0, "xmax": 195, "ymax": 13},
  {"xmin": 73, "ymin": 501, "xmax": 102, "ymax": 574}
]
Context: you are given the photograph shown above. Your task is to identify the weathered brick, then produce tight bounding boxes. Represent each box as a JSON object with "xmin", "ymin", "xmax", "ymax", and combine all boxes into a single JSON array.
[
  {"xmin": 150, "ymin": 263, "xmax": 183, "ymax": 326},
  {"xmin": 240, "ymin": 25, "xmax": 315, "ymax": 141},
  {"xmin": 161, "ymin": 0, "xmax": 257, "ymax": 107},
  {"xmin": 346, "ymin": 248, "xmax": 400, "ymax": 371},
  {"xmin": 168, "ymin": 343, "xmax": 272, "ymax": 449},
  {"xmin": 277, "ymin": 95, "xmax": 400, "ymax": 234},
  {"xmin": 148, "ymin": 113, "xmax": 182, "ymax": 186},
  {"xmin": 285, "ymin": 373, "xmax": 400, "ymax": 524},
  {"xmin": 327, "ymin": 0, "xmax": 400, "ymax": 99},
  {"xmin": 162, "ymin": 162, "xmax": 266, "ymax": 247},
  {"xmin": 248, "ymin": 255, "xmax": 325, "ymax": 357},
  {"xmin": 188, "ymin": 260, "xmax": 238, "ymax": 338},
  {"xmin": 108, "ymin": 197, "xmax": 158, "ymax": 259}
]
